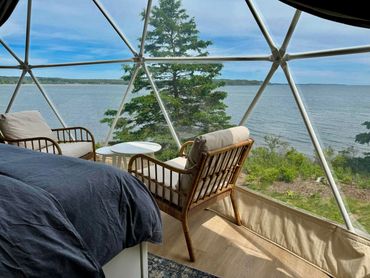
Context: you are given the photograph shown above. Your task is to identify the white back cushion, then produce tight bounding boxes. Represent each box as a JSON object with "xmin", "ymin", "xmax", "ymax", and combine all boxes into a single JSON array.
[
  {"xmin": 0, "ymin": 111, "xmax": 58, "ymax": 148},
  {"xmin": 187, "ymin": 126, "xmax": 250, "ymax": 168},
  {"xmin": 181, "ymin": 126, "xmax": 250, "ymax": 193}
]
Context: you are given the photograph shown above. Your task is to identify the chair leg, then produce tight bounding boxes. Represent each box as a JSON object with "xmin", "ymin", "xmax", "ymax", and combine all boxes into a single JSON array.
[
  {"xmin": 181, "ymin": 215, "xmax": 195, "ymax": 262},
  {"xmin": 230, "ymin": 191, "xmax": 242, "ymax": 226}
]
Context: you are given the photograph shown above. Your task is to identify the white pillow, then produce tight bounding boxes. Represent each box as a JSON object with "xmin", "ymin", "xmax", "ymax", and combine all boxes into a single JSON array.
[{"xmin": 0, "ymin": 110, "xmax": 58, "ymax": 148}]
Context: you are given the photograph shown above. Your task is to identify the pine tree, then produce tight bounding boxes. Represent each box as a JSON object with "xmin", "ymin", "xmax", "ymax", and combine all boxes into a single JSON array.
[{"xmin": 102, "ymin": 0, "xmax": 230, "ymax": 159}]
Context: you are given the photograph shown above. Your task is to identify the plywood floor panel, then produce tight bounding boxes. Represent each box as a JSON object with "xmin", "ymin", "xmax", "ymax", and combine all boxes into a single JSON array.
[{"xmin": 149, "ymin": 210, "xmax": 329, "ymax": 278}]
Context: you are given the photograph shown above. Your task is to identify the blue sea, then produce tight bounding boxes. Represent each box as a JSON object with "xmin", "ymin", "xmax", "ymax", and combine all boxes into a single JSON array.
[{"xmin": 0, "ymin": 84, "xmax": 369, "ymax": 156}]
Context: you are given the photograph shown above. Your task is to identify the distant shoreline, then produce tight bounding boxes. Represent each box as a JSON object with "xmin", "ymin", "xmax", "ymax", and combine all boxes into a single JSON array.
[
  {"xmin": 0, "ymin": 76, "xmax": 263, "ymax": 85},
  {"xmin": 0, "ymin": 76, "xmax": 127, "ymax": 85},
  {"xmin": 0, "ymin": 76, "xmax": 362, "ymax": 86}
]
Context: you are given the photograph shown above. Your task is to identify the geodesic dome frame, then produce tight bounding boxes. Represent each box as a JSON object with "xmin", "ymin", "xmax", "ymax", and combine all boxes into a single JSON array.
[{"xmin": 1, "ymin": 0, "xmax": 370, "ymax": 235}]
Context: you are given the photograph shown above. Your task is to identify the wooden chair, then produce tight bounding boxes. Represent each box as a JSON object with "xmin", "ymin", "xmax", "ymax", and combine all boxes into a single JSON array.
[
  {"xmin": 128, "ymin": 126, "xmax": 254, "ymax": 261},
  {"xmin": 0, "ymin": 111, "xmax": 96, "ymax": 160}
]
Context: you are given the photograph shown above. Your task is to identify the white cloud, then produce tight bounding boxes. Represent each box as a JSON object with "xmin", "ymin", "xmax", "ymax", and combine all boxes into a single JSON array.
[
  {"xmin": 0, "ymin": 21, "xmax": 25, "ymax": 38},
  {"xmin": 183, "ymin": 0, "xmax": 259, "ymax": 37},
  {"xmin": 0, "ymin": 56, "xmax": 19, "ymax": 65},
  {"xmin": 1, "ymin": 0, "xmax": 370, "ymax": 83}
]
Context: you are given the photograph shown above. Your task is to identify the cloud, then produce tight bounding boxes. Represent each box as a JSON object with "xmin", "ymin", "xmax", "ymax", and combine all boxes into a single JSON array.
[
  {"xmin": 0, "ymin": 56, "xmax": 19, "ymax": 65},
  {"xmin": 184, "ymin": 0, "xmax": 259, "ymax": 37},
  {"xmin": 1, "ymin": 0, "xmax": 370, "ymax": 83},
  {"xmin": 0, "ymin": 21, "xmax": 25, "ymax": 39}
]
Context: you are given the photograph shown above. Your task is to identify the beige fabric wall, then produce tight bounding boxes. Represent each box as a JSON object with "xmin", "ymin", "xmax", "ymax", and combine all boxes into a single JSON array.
[{"xmin": 210, "ymin": 187, "xmax": 370, "ymax": 278}]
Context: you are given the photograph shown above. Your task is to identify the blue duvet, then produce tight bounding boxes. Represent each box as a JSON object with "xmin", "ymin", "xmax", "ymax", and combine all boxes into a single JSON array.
[{"xmin": 0, "ymin": 144, "xmax": 162, "ymax": 277}]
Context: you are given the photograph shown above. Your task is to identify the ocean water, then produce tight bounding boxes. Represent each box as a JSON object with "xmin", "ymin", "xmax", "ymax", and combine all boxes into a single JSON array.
[{"xmin": 0, "ymin": 84, "xmax": 369, "ymax": 156}]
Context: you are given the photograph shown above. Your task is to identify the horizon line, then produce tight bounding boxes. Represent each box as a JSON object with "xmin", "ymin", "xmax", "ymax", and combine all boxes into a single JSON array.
[{"xmin": 0, "ymin": 75, "xmax": 369, "ymax": 86}]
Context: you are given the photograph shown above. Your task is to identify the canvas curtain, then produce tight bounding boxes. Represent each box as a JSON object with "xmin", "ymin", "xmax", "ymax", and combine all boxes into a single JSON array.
[
  {"xmin": 0, "ymin": 0, "xmax": 18, "ymax": 27},
  {"xmin": 279, "ymin": 0, "xmax": 370, "ymax": 29},
  {"xmin": 210, "ymin": 187, "xmax": 370, "ymax": 278}
]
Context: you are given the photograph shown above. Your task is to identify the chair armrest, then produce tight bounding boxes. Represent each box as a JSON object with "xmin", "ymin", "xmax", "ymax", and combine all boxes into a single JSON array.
[
  {"xmin": 52, "ymin": 127, "xmax": 96, "ymax": 161},
  {"xmin": 128, "ymin": 154, "xmax": 192, "ymax": 204},
  {"xmin": 4, "ymin": 137, "xmax": 62, "ymax": 155},
  {"xmin": 52, "ymin": 127, "xmax": 95, "ymax": 143},
  {"xmin": 128, "ymin": 154, "xmax": 191, "ymax": 175},
  {"xmin": 178, "ymin": 140, "xmax": 194, "ymax": 157}
]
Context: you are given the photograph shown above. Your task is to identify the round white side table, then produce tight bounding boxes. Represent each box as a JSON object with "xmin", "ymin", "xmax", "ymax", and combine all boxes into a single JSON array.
[
  {"xmin": 96, "ymin": 146, "xmax": 121, "ymax": 167},
  {"xmin": 111, "ymin": 141, "xmax": 162, "ymax": 169}
]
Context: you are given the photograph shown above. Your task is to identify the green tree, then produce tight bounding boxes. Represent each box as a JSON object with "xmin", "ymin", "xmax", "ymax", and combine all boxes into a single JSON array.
[
  {"xmin": 355, "ymin": 121, "xmax": 370, "ymax": 156},
  {"xmin": 102, "ymin": 0, "xmax": 230, "ymax": 160}
]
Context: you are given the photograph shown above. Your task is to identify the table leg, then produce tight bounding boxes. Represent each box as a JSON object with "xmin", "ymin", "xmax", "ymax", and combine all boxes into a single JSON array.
[
  {"xmin": 117, "ymin": 156, "xmax": 122, "ymax": 169},
  {"xmin": 112, "ymin": 155, "xmax": 117, "ymax": 167},
  {"xmin": 123, "ymin": 155, "xmax": 128, "ymax": 170}
]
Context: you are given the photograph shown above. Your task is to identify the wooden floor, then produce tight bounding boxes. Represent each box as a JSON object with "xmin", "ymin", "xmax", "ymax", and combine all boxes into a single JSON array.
[{"xmin": 149, "ymin": 210, "xmax": 329, "ymax": 278}]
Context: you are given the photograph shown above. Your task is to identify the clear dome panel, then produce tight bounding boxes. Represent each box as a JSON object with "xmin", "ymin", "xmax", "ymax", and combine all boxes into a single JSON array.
[
  {"xmin": 253, "ymin": 0, "xmax": 296, "ymax": 47},
  {"xmin": 116, "ymin": 62, "xmax": 274, "ymax": 161},
  {"xmin": 0, "ymin": 1, "xmax": 27, "ymax": 61},
  {"xmin": 144, "ymin": 61, "xmax": 271, "ymax": 145},
  {"xmin": 30, "ymin": 64, "xmax": 134, "ymax": 143},
  {"xmin": 34, "ymin": 63, "xmax": 125, "ymax": 80},
  {"xmin": 290, "ymin": 56, "xmax": 370, "ymax": 235},
  {"xmin": 287, "ymin": 55, "xmax": 370, "ymax": 85},
  {"xmin": 99, "ymin": 0, "xmax": 148, "ymax": 50},
  {"xmin": 240, "ymin": 66, "xmax": 346, "ymax": 226},
  {"xmin": 0, "ymin": 45, "xmax": 19, "ymax": 66},
  {"xmin": 143, "ymin": 0, "xmax": 270, "ymax": 58},
  {"xmin": 101, "ymin": 62, "xmax": 182, "ymax": 161},
  {"xmin": 6, "ymin": 82, "xmax": 61, "ymax": 128},
  {"xmin": 288, "ymin": 11, "xmax": 370, "ymax": 53},
  {"xmin": 1, "ymin": 65, "xmax": 181, "ymax": 161},
  {"xmin": 0, "ymin": 71, "xmax": 19, "ymax": 112},
  {"xmin": 219, "ymin": 62, "xmax": 273, "ymax": 125},
  {"xmin": 28, "ymin": 0, "xmax": 133, "ymax": 65}
]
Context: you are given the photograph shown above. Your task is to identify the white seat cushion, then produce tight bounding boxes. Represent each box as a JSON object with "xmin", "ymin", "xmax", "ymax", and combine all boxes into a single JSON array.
[
  {"xmin": 42, "ymin": 142, "xmax": 92, "ymax": 158},
  {"xmin": 166, "ymin": 156, "xmax": 187, "ymax": 169},
  {"xmin": 142, "ymin": 156, "xmax": 187, "ymax": 206},
  {"xmin": 0, "ymin": 110, "xmax": 58, "ymax": 148}
]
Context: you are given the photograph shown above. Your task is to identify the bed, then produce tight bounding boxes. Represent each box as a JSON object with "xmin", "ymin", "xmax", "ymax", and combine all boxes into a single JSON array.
[{"xmin": 0, "ymin": 144, "xmax": 162, "ymax": 277}]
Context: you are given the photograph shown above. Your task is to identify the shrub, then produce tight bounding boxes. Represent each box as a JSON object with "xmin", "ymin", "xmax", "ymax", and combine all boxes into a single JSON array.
[
  {"xmin": 328, "ymin": 147, "xmax": 370, "ymax": 186},
  {"xmin": 243, "ymin": 136, "xmax": 370, "ymax": 189},
  {"xmin": 260, "ymin": 168, "xmax": 280, "ymax": 184},
  {"xmin": 244, "ymin": 136, "xmax": 323, "ymax": 186},
  {"xmin": 278, "ymin": 166, "xmax": 297, "ymax": 183}
]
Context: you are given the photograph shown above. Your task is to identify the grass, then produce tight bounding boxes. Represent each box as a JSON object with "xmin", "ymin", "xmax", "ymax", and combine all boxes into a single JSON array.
[
  {"xmin": 243, "ymin": 136, "xmax": 370, "ymax": 234},
  {"xmin": 247, "ymin": 187, "xmax": 370, "ymax": 232},
  {"xmin": 347, "ymin": 198, "xmax": 370, "ymax": 232}
]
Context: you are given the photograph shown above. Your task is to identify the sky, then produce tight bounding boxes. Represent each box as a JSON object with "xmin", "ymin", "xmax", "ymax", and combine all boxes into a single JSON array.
[{"xmin": 1, "ymin": 0, "xmax": 370, "ymax": 84}]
